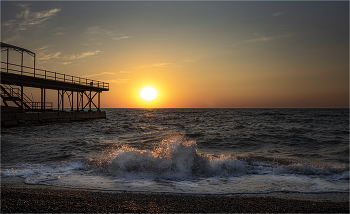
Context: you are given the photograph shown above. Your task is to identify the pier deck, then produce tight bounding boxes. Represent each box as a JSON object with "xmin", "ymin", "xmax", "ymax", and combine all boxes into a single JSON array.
[{"xmin": 1, "ymin": 71, "xmax": 109, "ymax": 92}]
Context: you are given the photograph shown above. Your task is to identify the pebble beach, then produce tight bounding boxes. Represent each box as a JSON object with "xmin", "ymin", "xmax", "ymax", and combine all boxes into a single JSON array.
[{"xmin": 1, "ymin": 178, "xmax": 349, "ymax": 213}]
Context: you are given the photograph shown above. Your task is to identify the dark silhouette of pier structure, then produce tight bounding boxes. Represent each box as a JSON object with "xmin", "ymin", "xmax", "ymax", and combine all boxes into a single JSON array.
[{"xmin": 1, "ymin": 42, "xmax": 109, "ymax": 113}]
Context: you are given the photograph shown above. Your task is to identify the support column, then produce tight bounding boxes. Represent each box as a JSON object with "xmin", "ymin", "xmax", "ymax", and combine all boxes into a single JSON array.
[
  {"xmin": 41, "ymin": 88, "xmax": 43, "ymax": 111},
  {"xmin": 21, "ymin": 51, "xmax": 23, "ymax": 75},
  {"xmin": 34, "ymin": 55, "xmax": 36, "ymax": 77},
  {"xmin": 21, "ymin": 84, "xmax": 24, "ymax": 112},
  {"xmin": 58, "ymin": 90, "xmax": 60, "ymax": 111},
  {"xmin": 76, "ymin": 91, "xmax": 79, "ymax": 111},
  {"xmin": 98, "ymin": 92, "xmax": 101, "ymax": 111},
  {"xmin": 43, "ymin": 87, "xmax": 46, "ymax": 111},
  {"xmin": 61, "ymin": 90, "xmax": 64, "ymax": 111},
  {"xmin": 71, "ymin": 91, "xmax": 74, "ymax": 111},
  {"xmin": 81, "ymin": 92, "xmax": 84, "ymax": 110},
  {"xmin": 6, "ymin": 48, "xmax": 9, "ymax": 73},
  {"xmin": 89, "ymin": 91, "xmax": 92, "ymax": 111}
]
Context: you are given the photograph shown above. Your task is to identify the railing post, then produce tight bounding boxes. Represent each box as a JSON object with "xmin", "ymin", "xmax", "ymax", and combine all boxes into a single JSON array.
[
  {"xmin": 77, "ymin": 91, "xmax": 79, "ymax": 111},
  {"xmin": 55, "ymin": 72, "xmax": 56, "ymax": 81},
  {"xmin": 98, "ymin": 81, "xmax": 99, "ymax": 88},
  {"xmin": 72, "ymin": 76, "xmax": 74, "ymax": 83},
  {"xmin": 41, "ymin": 88, "xmax": 43, "ymax": 111},
  {"xmin": 45, "ymin": 70, "xmax": 47, "ymax": 79},
  {"xmin": 98, "ymin": 92, "xmax": 100, "ymax": 111},
  {"xmin": 44, "ymin": 87, "xmax": 46, "ymax": 111},
  {"xmin": 62, "ymin": 90, "xmax": 64, "ymax": 111},
  {"xmin": 21, "ymin": 50, "xmax": 23, "ymax": 75},
  {"xmin": 57, "ymin": 90, "xmax": 60, "ymax": 111},
  {"xmin": 79, "ymin": 77, "xmax": 81, "ymax": 85},
  {"xmin": 21, "ymin": 84, "xmax": 24, "ymax": 112},
  {"xmin": 34, "ymin": 55, "xmax": 36, "ymax": 77},
  {"xmin": 103, "ymin": 82, "xmax": 104, "ymax": 88},
  {"xmin": 89, "ymin": 91, "xmax": 92, "ymax": 111},
  {"xmin": 6, "ymin": 48, "xmax": 9, "ymax": 73},
  {"xmin": 64, "ymin": 74, "xmax": 65, "ymax": 82},
  {"xmin": 71, "ymin": 91, "xmax": 74, "ymax": 111}
]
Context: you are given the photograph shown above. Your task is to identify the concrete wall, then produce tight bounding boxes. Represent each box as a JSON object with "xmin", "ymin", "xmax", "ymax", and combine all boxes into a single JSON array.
[{"xmin": 1, "ymin": 109, "xmax": 106, "ymax": 127}]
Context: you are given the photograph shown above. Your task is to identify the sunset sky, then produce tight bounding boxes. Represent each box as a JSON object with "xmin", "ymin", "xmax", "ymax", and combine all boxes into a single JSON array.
[{"xmin": 1, "ymin": 1, "xmax": 349, "ymax": 108}]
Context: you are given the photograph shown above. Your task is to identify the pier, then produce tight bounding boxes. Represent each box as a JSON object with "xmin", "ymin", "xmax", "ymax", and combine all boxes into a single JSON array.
[{"xmin": 1, "ymin": 42, "xmax": 109, "ymax": 126}]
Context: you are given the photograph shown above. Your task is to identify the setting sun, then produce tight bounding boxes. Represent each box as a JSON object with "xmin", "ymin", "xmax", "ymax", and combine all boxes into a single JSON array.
[{"xmin": 140, "ymin": 86, "xmax": 158, "ymax": 101}]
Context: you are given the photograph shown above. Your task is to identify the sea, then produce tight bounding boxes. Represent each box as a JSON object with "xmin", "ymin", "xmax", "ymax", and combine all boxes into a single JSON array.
[{"xmin": 1, "ymin": 108, "xmax": 349, "ymax": 194}]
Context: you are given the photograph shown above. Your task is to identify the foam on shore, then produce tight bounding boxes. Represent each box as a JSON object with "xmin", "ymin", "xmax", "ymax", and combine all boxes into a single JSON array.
[{"xmin": 2, "ymin": 177, "xmax": 349, "ymax": 203}]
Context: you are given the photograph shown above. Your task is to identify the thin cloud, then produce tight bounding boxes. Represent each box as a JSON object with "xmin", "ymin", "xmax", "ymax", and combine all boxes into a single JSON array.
[
  {"xmin": 3, "ymin": 33, "xmax": 21, "ymax": 43},
  {"xmin": 113, "ymin": 36, "xmax": 131, "ymax": 40},
  {"xmin": 109, "ymin": 79, "xmax": 130, "ymax": 84},
  {"xmin": 37, "ymin": 50, "xmax": 101, "ymax": 61},
  {"xmin": 35, "ymin": 45, "xmax": 51, "ymax": 51},
  {"xmin": 17, "ymin": 3, "xmax": 31, "ymax": 8},
  {"xmin": 65, "ymin": 50, "xmax": 102, "ymax": 60},
  {"xmin": 137, "ymin": 63, "xmax": 173, "ymax": 68},
  {"xmin": 153, "ymin": 63, "xmax": 172, "ymax": 67},
  {"xmin": 183, "ymin": 53, "xmax": 208, "ymax": 63},
  {"xmin": 246, "ymin": 33, "xmax": 294, "ymax": 43},
  {"xmin": 86, "ymin": 26, "xmax": 130, "ymax": 42},
  {"xmin": 2, "ymin": 4, "xmax": 60, "ymax": 32},
  {"xmin": 271, "ymin": 11, "xmax": 285, "ymax": 17},
  {"xmin": 16, "ymin": 7, "xmax": 30, "ymax": 19},
  {"xmin": 86, "ymin": 26, "xmax": 115, "ymax": 36},
  {"xmin": 119, "ymin": 71, "xmax": 130, "ymax": 74},
  {"xmin": 53, "ymin": 32, "xmax": 65, "ymax": 36},
  {"xmin": 17, "ymin": 7, "xmax": 61, "ymax": 30},
  {"xmin": 83, "ymin": 72, "xmax": 116, "ymax": 78},
  {"xmin": 182, "ymin": 51, "xmax": 230, "ymax": 63},
  {"xmin": 2, "ymin": 20, "xmax": 16, "ymax": 29},
  {"xmin": 62, "ymin": 62, "xmax": 71, "ymax": 65},
  {"xmin": 99, "ymin": 79, "xmax": 130, "ymax": 84},
  {"xmin": 37, "ymin": 52, "xmax": 61, "ymax": 60}
]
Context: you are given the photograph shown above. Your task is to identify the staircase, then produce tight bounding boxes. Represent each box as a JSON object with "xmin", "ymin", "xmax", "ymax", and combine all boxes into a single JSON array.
[{"xmin": 1, "ymin": 84, "xmax": 34, "ymax": 110}]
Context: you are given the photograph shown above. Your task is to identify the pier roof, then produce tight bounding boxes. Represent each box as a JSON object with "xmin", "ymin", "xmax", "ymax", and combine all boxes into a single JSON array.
[{"xmin": 1, "ymin": 42, "xmax": 35, "ymax": 57}]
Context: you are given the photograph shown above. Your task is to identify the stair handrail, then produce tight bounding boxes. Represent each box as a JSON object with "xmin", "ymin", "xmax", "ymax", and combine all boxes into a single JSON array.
[
  {"xmin": 1, "ymin": 84, "xmax": 34, "ymax": 109},
  {"xmin": 0, "ymin": 85, "xmax": 19, "ymax": 98}
]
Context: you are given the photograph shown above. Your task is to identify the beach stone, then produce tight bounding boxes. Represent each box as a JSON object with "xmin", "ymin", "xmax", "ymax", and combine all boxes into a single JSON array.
[{"xmin": 1, "ymin": 186, "xmax": 349, "ymax": 213}]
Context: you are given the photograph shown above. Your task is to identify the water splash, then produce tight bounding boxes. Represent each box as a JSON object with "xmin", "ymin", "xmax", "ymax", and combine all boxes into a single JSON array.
[{"xmin": 93, "ymin": 133, "xmax": 246, "ymax": 180}]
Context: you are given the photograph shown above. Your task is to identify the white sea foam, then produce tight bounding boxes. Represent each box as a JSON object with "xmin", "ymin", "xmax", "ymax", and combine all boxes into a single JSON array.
[
  {"xmin": 1, "ymin": 161, "xmax": 85, "ymax": 181},
  {"xmin": 94, "ymin": 134, "xmax": 247, "ymax": 180}
]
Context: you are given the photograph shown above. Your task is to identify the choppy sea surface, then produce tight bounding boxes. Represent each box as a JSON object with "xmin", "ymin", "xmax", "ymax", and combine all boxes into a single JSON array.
[{"xmin": 1, "ymin": 108, "xmax": 349, "ymax": 194}]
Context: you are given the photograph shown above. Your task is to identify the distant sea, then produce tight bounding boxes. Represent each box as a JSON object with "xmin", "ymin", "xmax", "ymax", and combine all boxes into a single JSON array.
[{"xmin": 1, "ymin": 108, "xmax": 349, "ymax": 194}]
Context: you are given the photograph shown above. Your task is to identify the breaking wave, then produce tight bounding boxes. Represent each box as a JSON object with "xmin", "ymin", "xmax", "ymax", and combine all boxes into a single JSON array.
[
  {"xmin": 91, "ymin": 133, "xmax": 246, "ymax": 180},
  {"xmin": 86, "ymin": 133, "xmax": 348, "ymax": 182}
]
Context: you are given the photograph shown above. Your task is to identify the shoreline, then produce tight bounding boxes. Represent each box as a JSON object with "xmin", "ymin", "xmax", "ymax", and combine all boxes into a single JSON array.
[{"xmin": 1, "ymin": 177, "xmax": 349, "ymax": 213}]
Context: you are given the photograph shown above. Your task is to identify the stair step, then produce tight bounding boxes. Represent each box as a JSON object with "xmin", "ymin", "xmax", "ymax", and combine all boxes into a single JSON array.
[{"xmin": 1, "ymin": 97, "xmax": 21, "ymax": 101}]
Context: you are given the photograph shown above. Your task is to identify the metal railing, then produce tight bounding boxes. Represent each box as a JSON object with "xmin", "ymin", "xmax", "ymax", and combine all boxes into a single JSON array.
[
  {"xmin": 27, "ymin": 101, "xmax": 53, "ymax": 110},
  {"xmin": 1, "ymin": 84, "xmax": 53, "ymax": 110},
  {"xmin": 2, "ymin": 84, "xmax": 32, "ymax": 104},
  {"xmin": 1, "ymin": 85, "xmax": 19, "ymax": 98},
  {"xmin": 1, "ymin": 61, "xmax": 109, "ymax": 90}
]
